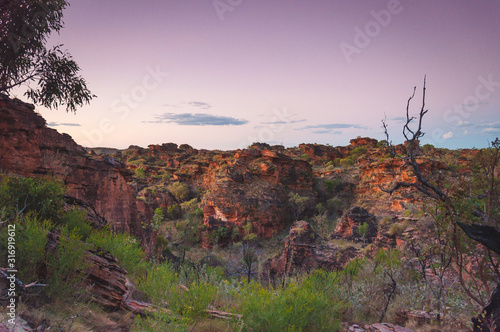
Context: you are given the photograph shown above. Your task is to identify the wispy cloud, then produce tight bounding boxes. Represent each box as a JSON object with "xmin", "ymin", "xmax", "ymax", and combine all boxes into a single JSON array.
[
  {"xmin": 260, "ymin": 119, "xmax": 306, "ymax": 125},
  {"xmin": 442, "ymin": 131, "xmax": 454, "ymax": 139},
  {"xmin": 187, "ymin": 101, "xmax": 212, "ymax": 110},
  {"xmin": 477, "ymin": 121, "xmax": 500, "ymax": 134},
  {"xmin": 296, "ymin": 123, "xmax": 366, "ymax": 135},
  {"xmin": 146, "ymin": 113, "xmax": 248, "ymax": 126},
  {"xmin": 298, "ymin": 123, "xmax": 366, "ymax": 130},
  {"xmin": 47, "ymin": 122, "xmax": 81, "ymax": 127}
]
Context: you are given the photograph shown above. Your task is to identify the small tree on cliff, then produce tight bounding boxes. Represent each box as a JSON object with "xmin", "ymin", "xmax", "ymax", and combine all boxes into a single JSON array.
[{"xmin": 0, "ymin": 0, "xmax": 94, "ymax": 112}]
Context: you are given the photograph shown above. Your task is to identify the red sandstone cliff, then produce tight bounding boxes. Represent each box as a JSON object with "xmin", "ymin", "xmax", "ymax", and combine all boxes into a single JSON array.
[{"xmin": 0, "ymin": 96, "xmax": 143, "ymax": 236}]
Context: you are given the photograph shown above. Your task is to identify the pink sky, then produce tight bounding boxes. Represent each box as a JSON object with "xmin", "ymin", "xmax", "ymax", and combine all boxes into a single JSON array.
[{"xmin": 17, "ymin": 0, "xmax": 500, "ymax": 150}]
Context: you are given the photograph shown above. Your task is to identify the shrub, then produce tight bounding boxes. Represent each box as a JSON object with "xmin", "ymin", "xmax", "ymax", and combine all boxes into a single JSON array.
[
  {"xmin": 135, "ymin": 167, "xmax": 146, "ymax": 179},
  {"xmin": 87, "ymin": 230, "xmax": 146, "ymax": 276},
  {"xmin": 45, "ymin": 227, "xmax": 90, "ymax": 299},
  {"xmin": 138, "ymin": 263, "xmax": 218, "ymax": 321},
  {"xmin": 350, "ymin": 146, "xmax": 368, "ymax": 158},
  {"xmin": 238, "ymin": 278, "xmax": 343, "ymax": 331},
  {"xmin": 0, "ymin": 174, "xmax": 65, "ymax": 222},
  {"xmin": 167, "ymin": 182, "xmax": 190, "ymax": 202},
  {"xmin": 7, "ymin": 214, "xmax": 52, "ymax": 282},
  {"xmin": 339, "ymin": 156, "xmax": 355, "ymax": 167},
  {"xmin": 62, "ymin": 208, "xmax": 93, "ymax": 241},
  {"xmin": 167, "ymin": 204, "xmax": 182, "ymax": 220},
  {"xmin": 388, "ymin": 223, "xmax": 406, "ymax": 237}
]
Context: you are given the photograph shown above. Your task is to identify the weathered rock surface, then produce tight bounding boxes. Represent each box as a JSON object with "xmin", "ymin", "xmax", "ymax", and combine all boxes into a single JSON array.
[
  {"xmin": 333, "ymin": 206, "xmax": 378, "ymax": 242},
  {"xmin": 45, "ymin": 232, "xmax": 128, "ymax": 309},
  {"xmin": 0, "ymin": 96, "xmax": 143, "ymax": 236},
  {"xmin": 262, "ymin": 220, "xmax": 359, "ymax": 282},
  {"xmin": 201, "ymin": 148, "xmax": 315, "ymax": 243}
]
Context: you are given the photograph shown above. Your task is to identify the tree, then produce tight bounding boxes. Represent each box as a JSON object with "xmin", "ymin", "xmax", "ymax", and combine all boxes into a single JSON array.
[
  {"xmin": 0, "ymin": 0, "xmax": 94, "ymax": 112},
  {"xmin": 382, "ymin": 77, "xmax": 500, "ymax": 331}
]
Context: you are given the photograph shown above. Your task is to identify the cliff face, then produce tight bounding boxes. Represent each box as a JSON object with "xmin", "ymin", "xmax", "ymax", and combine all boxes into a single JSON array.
[
  {"xmin": 201, "ymin": 148, "xmax": 315, "ymax": 242},
  {"xmin": 0, "ymin": 96, "xmax": 143, "ymax": 236}
]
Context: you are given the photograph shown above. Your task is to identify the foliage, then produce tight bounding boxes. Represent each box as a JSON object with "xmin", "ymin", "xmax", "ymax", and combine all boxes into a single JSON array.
[
  {"xmin": 167, "ymin": 204, "xmax": 182, "ymax": 220},
  {"xmin": 288, "ymin": 192, "xmax": 310, "ymax": 221},
  {"xmin": 2, "ymin": 213, "xmax": 51, "ymax": 282},
  {"xmin": 0, "ymin": 0, "xmax": 94, "ymax": 112},
  {"xmin": 62, "ymin": 208, "xmax": 93, "ymax": 241},
  {"xmin": 138, "ymin": 263, "xmax": 219, "ymax": 322},
  {"xmin": 45, "ymin": 227, "xmax": 90, "ymax": 299},
  {"xmin": 350, "ymin": 146, "xmax": 368, "ymax": 158},
  {"xmin": 238, "ymin": 274, "xmax": 343, "ymax": 331},
  {"xmin": 135, "ymin": 167, "xmax": 146, "ymax": 179},
  {"xmin": 357, "ymin": 221, "xmax": 369, "ymax": 242},
  {"xmin": 167, "ymin": 182, "xmax": 190, "ymax": 202},
  {"xmin": 87, "ymin": 229, "xmax": 146, "ymax": 275},
  {"xmin": 0, "ymin": 174, "xmax": 65, "ymax": 222}
]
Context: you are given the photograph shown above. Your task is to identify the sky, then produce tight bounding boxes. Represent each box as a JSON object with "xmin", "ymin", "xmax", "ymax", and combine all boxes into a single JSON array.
[{"xmin": 13, "ymin": 0, "xmax": 500, "ymax": 150}]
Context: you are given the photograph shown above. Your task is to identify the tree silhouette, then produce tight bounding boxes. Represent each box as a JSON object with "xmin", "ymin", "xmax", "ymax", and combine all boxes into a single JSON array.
[{"xmin": 0, "ymin": 0, "xmax": 94, "ymax": 112}]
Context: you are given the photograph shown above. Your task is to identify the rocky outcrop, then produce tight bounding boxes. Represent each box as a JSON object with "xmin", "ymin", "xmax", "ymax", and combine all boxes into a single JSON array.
[
  {"xmin": 0, "ymin": 96, "xmax": 143, "ymax": 236},
  {"xmin": 262, "ymin": 221, "xmax": 359, "ymax": 282},
  {"xmin": 84, "ymin": 248, "xmax": 129, "ymax": 309},
  {"xmin": 350, "ymin": 137, "xmax": 378, "ymax": 147},
  {"xmin": 201, "ymin": 148, "xmax": 315, "ymax": 243},
  {"xmin": 333, "ymin": 206, "xmax": 378, "ymax": 242}
]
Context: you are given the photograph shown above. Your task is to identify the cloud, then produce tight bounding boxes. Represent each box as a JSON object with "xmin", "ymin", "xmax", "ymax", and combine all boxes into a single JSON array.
[
  {"xmin": 298, "ymin": 123, "xmax": 366, "ymax": 131},
  {"xmin": 146, "ymin": 113, "xmax": 248, "ymax": 126},
  {"xmin": 311, "ymin": 130, "xmax": 343, "ymax": 135},
  {"xmin": 477, "ymin": 121, "xmax": 500, "ymax": 134},
  {"xmin": 260, "ymin": 119, "xmax": 306, "ymax": 125},
  {"xmin": 388, "ymin": 116, "xmax": 406, "ymax": 123},
  {"xmin": 457, "ymin": 121, "xmax": 473, "ymax": 128},
  {"xmin": 47, "ymin": 122, "xmax": 81, "ymax": 127},
  {"xmin": 442, "ymin": 131, "xmax": 454, "ymax": 139},
  {"xmin": 187, "ymin": 101, "xmax": 212, "ymax": 109}
]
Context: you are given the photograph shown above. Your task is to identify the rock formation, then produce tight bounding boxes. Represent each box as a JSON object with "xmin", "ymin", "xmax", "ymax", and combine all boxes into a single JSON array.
[
  {"xmin": 262, "ymin": 220, "xmax": 359, "ymax": 282},
  {"xmin": 0, "ymin": 96, "xmax": 143, "ymax": 236},
  {"xmin": 333, "ymin": 206, "xmax": 378, "ymax": 242},
  {"xmin": 201, "ymin": 148, "xmax": 315, "ymax": 244}
]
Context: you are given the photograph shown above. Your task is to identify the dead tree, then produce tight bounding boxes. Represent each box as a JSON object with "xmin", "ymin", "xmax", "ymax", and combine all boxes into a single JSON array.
[{"xmin": 382, "ymin": 76, "xmax": 500, "ymax": 331}]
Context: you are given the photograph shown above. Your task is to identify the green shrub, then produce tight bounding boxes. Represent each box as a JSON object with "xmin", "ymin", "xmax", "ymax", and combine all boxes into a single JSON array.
[
  {"xmin": 138, "ymin": 263, "xmax": 218, "ymax": 321},
  {"xmin": 135, "ymin": 167, "xmax": 146, "ymax": 179},
  {"xmin": 339, "ymin": 156, "xmax": 355, "ymax": 167},
  {"xmin": 0, "ymin": 174, "xmax": 65, "ymax": 222},
  {"xmin": 45, "ymin": 227, "xmax": 90, "ymax": 299},
  {"xmin": 62, "ymin": 209, "xmax": 93, "ymax": 241},
  {"xmin": 167, "ymin": 182, "xmax": 190, "ymax": 202},
  {"xmin": 8, "ymin": 214, "xmax": 52, "ymax": 282},
  {"xmin": 388, "ymin": 223, "xmax": 406, "ymax": 237},
  {"xmin": 350, "ymin": 147, "xmax": 367, "ymax": 158},
  {"xmin": 167, "ymin": 204, "xmax": 182, "ymax": 220},
  {"xmin": 87, "ymin": 230, "xmax": 146, "ymax": 275},
  {"xmin": 239, "ymin": 278, "xmax": 343, "ymax": 331}
]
